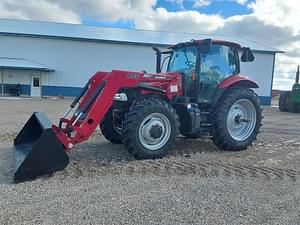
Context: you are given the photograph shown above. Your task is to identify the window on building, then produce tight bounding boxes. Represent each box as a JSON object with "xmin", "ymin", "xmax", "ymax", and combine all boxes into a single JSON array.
[{"xmin": 33, "ymin": 77, "xmax": 40, "ymax": 87}]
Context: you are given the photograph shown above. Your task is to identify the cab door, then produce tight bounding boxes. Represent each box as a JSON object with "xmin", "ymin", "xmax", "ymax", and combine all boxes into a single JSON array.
[
  {"xmin": 198, "ymin": 44, "xmax": 239, "ymax": 103},
  {"xmin": 167, "ymin": 46, "xmax": 198, "ymax": 99}
]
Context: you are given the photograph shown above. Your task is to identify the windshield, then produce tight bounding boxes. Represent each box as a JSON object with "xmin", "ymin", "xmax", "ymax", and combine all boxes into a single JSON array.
[{"xmin": 167, "ymin": 46, "xmax": 197, "ymax": 73}]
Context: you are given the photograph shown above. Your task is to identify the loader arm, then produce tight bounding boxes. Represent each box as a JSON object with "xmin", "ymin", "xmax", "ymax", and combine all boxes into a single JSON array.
[{"xmin": 55, "ymin": 70, "xmax": 141, "ymax": 149}]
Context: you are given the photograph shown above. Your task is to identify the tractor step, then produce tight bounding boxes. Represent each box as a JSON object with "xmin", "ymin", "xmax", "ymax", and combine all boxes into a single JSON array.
[
  {"xmin": 200, "ymin": 123, "xmax": 212, "ymax": 126},
  {"xmin": 200, "ymin": 111, "xmax": 210, "ymax": 115},
  {"xmin": 200, "ymin": 111, "xmax": 212, "ymax": 134}
]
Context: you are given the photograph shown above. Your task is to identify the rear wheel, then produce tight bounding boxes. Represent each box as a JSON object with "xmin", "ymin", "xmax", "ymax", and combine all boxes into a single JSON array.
[
  {"xmin": 212, "ymin": 88, "xmax": 262, "ymax": 151},
  {"xmin": 289, "ymin": 103, "xmax": 300, "ymax": 113},
  {"xmin": 100, "ymin": 108, "xmax": 122, "ymax": 144},
  {"xmin": 296, "ymin": 104, "xmax": 300, "ymax": 113},
  {"xmin": 279, "ymin": 91, "xmax": 291, "ymax": 112},
  {"xmin": 122, "ymin": 99, "xmax": 179, "ymax": 159}
]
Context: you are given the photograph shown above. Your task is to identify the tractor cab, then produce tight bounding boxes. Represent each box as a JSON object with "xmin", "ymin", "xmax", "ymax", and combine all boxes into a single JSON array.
[{"xmin": 157, "ymin": 39, "xmax": 254, "ymax": 104}]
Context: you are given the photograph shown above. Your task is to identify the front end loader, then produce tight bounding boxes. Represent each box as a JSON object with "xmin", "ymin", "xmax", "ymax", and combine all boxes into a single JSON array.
[{"xmin": 13, "ymin": 39, "xmax": 262, "ymax": 182}]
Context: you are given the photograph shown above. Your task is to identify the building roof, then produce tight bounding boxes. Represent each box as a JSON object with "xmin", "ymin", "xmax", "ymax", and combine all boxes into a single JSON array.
[
  {"xmin": 0, "ymin": 18, "xmax": 283, "ymax": 54},
  {"xmin": 0, "ymin": 57, "xmax": 54, "ymax": 72}
]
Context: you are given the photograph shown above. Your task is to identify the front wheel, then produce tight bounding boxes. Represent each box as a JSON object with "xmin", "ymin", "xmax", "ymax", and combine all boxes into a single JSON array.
[
  {"xmin": 212, "ymin": 88, "xmax": 262, "ymax": 151},
  {"xmin": 100, "ymin": 108, "xmax": 122, "ymax": 144},
  {"xmin": 122, "ymin": 99, "xmax": 179, "ymax": 159}
]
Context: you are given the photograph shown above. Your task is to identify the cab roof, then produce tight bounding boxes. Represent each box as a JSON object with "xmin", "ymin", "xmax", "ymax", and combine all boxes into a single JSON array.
[{"xmin": 171, "ymin": 39, "xmax": 242, "ymax": 49}]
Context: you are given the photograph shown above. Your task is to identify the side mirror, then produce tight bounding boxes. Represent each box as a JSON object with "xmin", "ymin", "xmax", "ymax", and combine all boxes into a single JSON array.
[
  {"xmin": 199, "ymin": 39, "xmax": 212, "ymax": 53},
  {"xmin": 241, "ymin": 47, "xmax": 255, "ymax": 62}
]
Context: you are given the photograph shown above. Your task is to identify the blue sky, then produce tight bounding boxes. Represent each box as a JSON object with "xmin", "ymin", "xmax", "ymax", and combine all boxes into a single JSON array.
[{"xmin": 156, "ymin": 0, "xmax": 253, "ymax": 17}]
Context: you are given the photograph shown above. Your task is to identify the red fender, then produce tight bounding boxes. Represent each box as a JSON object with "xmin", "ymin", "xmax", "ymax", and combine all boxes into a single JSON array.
[{"xmin": 218, "ymin": 75, "xmax": 259, "ymax": 89}]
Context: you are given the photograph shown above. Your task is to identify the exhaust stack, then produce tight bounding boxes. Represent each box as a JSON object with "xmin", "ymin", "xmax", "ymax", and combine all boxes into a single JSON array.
[{"xmin": 296, "ymin": 65, "xmax": 299, "ymax": 84}]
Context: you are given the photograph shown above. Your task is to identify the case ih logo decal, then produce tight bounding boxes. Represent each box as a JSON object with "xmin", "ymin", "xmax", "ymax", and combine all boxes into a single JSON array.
[{"xmin": 127, "ymin": 73, "xmax": 139, "ymax": 79}]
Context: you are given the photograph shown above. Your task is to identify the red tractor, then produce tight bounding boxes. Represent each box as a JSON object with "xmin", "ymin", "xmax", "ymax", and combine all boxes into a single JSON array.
[{"xmin": 13, "ymin": 39, "xmax": 262, "ymax": 182}]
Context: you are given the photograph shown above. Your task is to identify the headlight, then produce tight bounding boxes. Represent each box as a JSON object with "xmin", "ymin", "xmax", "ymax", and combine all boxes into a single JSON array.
[{"xmin": 113, "ymin": 93, "xmax": 128, "ymax": 101}]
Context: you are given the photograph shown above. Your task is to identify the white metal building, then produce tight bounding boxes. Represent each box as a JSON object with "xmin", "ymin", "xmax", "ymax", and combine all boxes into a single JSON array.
[{"xmin": 0, "ymin": 19, "xmax": 282, "ymax": 104}]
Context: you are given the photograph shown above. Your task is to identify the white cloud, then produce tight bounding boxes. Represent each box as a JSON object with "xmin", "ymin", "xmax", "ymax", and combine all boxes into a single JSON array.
[
  {"xmin": 166, "ymin": 0, "xmax": 212, "ymax": 9},
  {"xmin": 0, "ymin": 0, "xmax": 80, "ymax": 23},
  {"xmin": 248, "ymin": 0, "xmax": 300, "ymax": 33},
  {"xmin": 193, "ymin": 0, "xmax": 212, "ymax": 8},
  {"xmin": 235, "ymin": 0, "xmax": 247, "ymax": 5},
  {"xmin": 0, "ymin": 0, "xmax": 157, "ymax": 23},
  {"xmin": 272, "ymin": 78, "xmax": 294, "ymax": 91},
  {"xmin": 44, "ymin": 0, "xmax": 157, "ymax": 22},
  {"xmin": 134, "ymin": 7, "xmax": 223, "ymax": 33},
  {"xmin": 166, "ymin": 0, "xmax": 184, "ymax": 5}
]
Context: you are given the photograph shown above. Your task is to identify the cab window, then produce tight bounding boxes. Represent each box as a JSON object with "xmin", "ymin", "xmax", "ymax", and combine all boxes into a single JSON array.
[
  {"xmin": 167, "ymin": 46, "xmax": 197, "ymax": 73},
  {"xmin": 200, "ymin": 44, "xmax": 238, "ymax": 82},
  {"xmin": 167, "ymin": 46, "xmax": 197, "ymax": 97}
]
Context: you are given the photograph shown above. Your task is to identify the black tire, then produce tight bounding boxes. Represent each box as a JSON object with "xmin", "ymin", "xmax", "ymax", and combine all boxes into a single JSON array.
[
  {"xmin": 100, "ymin": 108, "xmax": 122, "ymax": 144},
  {"xmin": 212, "ymin": 88, "xmax": 262, "ymax": 151},
  {"xmin": 288, "ymin": 102, "xmax": 300, "ymax": 113},
  {"xmin": 279, "ymin": 91, "xmax": 291, "ymax": 112},
  {"xmin": 122, "ymin": 99, "xmax": 179, "ymax": 159},
  {"xmin": 288, "ymin": 102, "xmax": 296, "ymax": 113},
  {"xmin": 296, "ymin": 104, "xmax": 300, "ymax": 113}
]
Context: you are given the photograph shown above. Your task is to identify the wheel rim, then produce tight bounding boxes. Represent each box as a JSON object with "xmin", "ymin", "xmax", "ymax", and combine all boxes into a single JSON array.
[
  {"xmin": 112, "ymin": 117, "xmax": 122, "ymax": 135},
  {"xmin": 138, "ymin": 113, "xmax": 171, "ymax": 151},
  {"xmin": 226, "ymin": 99, "xmax": 257, "ymax": 141}
]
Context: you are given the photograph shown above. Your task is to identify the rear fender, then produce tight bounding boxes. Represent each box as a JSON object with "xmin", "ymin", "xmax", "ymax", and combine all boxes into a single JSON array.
[
  {"xmin": 212, "ymin": 75, "xmax": 259, "ymax": 107},
  {"xmin": 218, "ymin": 75, "xmax": 258, "ymax": 89}
]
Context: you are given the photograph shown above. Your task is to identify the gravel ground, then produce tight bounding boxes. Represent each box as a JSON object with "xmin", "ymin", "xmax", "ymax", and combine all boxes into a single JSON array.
[{"xmin": 0, "ymin": 97, "xmax": 300, "ymax": 225}]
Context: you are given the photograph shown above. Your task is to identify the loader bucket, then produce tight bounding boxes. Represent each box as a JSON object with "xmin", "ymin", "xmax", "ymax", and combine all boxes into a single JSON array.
[{"xmin": 13, "ymin": 112, "xmax": 69, "ymax": 182}]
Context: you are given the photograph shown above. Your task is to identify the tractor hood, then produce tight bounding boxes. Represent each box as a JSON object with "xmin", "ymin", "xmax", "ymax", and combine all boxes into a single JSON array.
[
  {"xmin": 90, "ymin": 70, "xmax": 180, "ymax": 81},
  {"xmin": 87, "ymin": 70, "xmax": 183, "ymax": 101}
]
